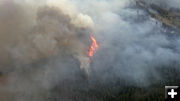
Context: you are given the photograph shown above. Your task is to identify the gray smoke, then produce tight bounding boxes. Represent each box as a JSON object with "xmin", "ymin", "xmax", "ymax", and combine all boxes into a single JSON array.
[
  {"xmin": 0, "ymin": 0, "xmax": 180, "ymax": 101},
  {"xmin": 0, "ymin": 0, "xmax": 93, "ymax": 100},
  {"xmin": 72, "ymin": 0, "xmax": 180, "ymax": 84}
]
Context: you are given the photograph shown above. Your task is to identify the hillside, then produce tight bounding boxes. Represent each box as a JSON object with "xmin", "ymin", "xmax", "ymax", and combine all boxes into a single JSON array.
[{"xmin": 136, "ymin": 0, "xmax": 180, "ymax": 29}]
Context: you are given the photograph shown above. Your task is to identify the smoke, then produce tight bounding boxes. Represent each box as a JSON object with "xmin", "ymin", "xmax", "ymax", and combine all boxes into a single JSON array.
[
  {"xmin": 0, "ymin": 0, "xmax": 93, "ymax": 100},
  {"xmin": 71, "ymin": 0, "xmax": 180, "ymax": 84},
  {"xmin": 0, "ymin": 0, "xmax": 94, "ymax": 70},
  {"xmin": 1, "ymin": 0, "xmax": 180, "ymax": 101}
]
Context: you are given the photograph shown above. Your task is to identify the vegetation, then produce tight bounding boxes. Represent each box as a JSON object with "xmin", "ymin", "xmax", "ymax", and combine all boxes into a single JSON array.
[
  {"xmin": 103, "ymin": 67, "xmax": 180, "ymax": 101},
  {"xmin": 74, "ymin": 67, "xmax": 180, "ymax": 101}
]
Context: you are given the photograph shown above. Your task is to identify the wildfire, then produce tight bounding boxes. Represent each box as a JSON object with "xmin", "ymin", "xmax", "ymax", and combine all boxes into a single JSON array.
[{"xmin": 88, "ymin": 35, "xmax": 99, "ymax": 58}]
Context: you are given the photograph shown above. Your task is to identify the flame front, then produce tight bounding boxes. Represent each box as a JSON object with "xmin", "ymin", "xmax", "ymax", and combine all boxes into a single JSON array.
[{"xmin": 88, "ymin": 35, "xmax": 98, "ymax": 57}]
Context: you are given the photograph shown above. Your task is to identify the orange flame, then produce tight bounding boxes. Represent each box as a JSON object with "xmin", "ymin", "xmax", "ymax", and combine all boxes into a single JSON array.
[{"xmin": 88, "ymin": 35, "xmax": 98, "ymax": 57}]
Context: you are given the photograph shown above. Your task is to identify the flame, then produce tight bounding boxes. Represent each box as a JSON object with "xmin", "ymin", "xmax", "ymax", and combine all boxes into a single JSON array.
[{"xmin": 88, "ymin": 35, "xmax": 98, "ymax": 58}]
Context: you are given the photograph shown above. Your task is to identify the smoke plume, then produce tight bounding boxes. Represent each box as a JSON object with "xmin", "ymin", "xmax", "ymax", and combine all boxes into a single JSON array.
[
  {"xmin": 0, "ymin": 0, "xmax": 94, "ymax": 100},
  {"xmin": 1, "ymin": 0, "xmax": 180, "ymax": 101}
]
